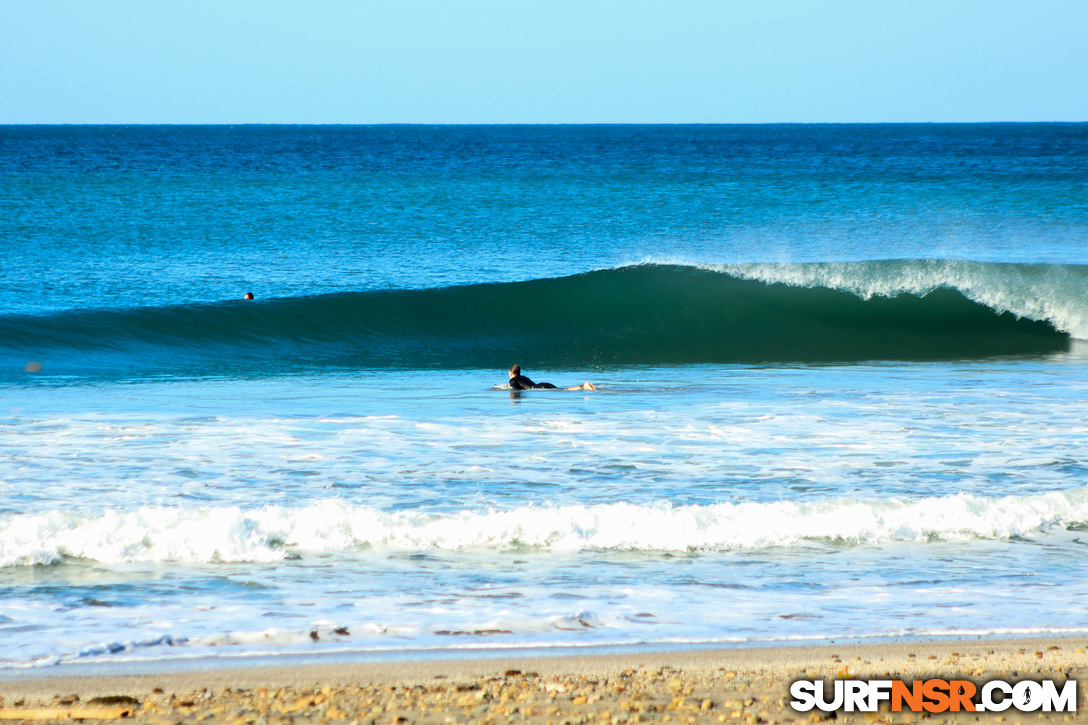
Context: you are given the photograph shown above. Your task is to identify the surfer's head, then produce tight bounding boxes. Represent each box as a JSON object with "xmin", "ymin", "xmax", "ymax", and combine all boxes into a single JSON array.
[
  {"xmin": 243, "ymin": 292, "xmax": 254, "ymax": 300},
  {"xmin": 509, "ymin": 364, "xmax": 521, "ymax": 379}
]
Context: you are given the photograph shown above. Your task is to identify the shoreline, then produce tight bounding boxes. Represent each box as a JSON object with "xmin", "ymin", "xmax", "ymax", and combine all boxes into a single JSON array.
[{"xmin": 1, "ymin": 636, "xmax": 1084, "ymax": 722}]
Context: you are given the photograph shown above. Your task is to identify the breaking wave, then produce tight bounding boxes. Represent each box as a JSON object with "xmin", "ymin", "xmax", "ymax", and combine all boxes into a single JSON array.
[
  {"xmin": 0, "ymin": 261, "xmax": 1078, "ymax": 378},
  {"xmin": 4, "ymin": 486, "xmax": 1087, "ymax": 566}
]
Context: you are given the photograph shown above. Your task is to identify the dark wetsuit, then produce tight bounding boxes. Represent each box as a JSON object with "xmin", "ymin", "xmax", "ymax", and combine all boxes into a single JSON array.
[{"xmin": 509, "ymin": 375, "xmax": 558, "ymax": 390}]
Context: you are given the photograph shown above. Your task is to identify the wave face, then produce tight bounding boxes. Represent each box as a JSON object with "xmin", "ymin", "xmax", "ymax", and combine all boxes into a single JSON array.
[
  {"xmin": 3, "ymin": 487, "xmax": 1087, "ymax": 566},
  {"xmin": 0, "ymin": 262, "xmax": 1075, "ymax": 376}
]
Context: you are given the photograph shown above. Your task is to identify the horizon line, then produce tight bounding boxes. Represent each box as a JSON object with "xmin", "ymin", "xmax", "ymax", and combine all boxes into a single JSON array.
[{"xmin": 3, "ymin": 120, "xmax": 1087, "ymax": 127}]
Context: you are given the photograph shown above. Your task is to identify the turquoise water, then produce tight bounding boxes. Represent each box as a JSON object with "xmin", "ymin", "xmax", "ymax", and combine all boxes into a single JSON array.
[{"xmin": 2, "ymin": 125, "xmax": 1088, "ymax": 669}]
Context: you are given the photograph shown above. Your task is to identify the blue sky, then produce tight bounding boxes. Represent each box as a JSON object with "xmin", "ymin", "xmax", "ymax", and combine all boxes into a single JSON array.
[{"xmin": 2, "ymin": 0, "xmax": 1086, "ymax": 123}]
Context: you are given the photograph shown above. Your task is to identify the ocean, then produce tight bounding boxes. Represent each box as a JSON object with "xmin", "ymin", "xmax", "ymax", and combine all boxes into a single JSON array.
[{"xmin": 2, "ymin": 124, "xmax": 1088, "ymax": 670}]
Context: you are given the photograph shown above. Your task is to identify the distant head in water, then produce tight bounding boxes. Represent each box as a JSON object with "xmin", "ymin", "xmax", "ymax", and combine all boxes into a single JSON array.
[
  {"xmin": 243, "ymin": 292, "xmax": 254, "ymax": 300},
  {"xmin": 509, "ymin": 364, "xmax": 521, "ymax": 379}
]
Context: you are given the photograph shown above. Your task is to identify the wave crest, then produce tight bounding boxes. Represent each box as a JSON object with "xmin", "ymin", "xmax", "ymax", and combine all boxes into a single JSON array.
[{"xmin": 714, "ymin": 259, "xmax": 1088, "ymax": 339}]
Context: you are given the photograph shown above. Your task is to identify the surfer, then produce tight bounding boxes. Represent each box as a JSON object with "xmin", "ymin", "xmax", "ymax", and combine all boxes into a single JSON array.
[
  {"xmin": 243, "ymin": 292, "xmax": 254, "ymax": 300},
  {"xmin": 508, "ymin": 364, "xmax": 596, "ymax": 391}
]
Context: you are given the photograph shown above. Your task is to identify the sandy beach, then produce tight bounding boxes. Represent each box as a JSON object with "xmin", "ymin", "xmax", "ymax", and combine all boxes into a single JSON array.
[{"xmin": 0, "ymin": 638, "xmax": 1083, "ymax": 723}]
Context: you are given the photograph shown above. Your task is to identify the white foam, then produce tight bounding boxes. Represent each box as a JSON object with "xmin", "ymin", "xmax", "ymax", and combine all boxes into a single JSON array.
[
  {"xmin": 709, "ymin": 259, "xmax": 1088, "ymax": 339},
  {"xmin": 3, "ymin": 487, "xmax": 1086, "ymax": 566}
]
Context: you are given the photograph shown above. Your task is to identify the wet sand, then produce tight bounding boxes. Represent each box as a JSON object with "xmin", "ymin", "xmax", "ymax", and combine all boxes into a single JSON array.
[{"xmin": 0, "ymin": 638, "xmax": 1084, "ymax": 723}]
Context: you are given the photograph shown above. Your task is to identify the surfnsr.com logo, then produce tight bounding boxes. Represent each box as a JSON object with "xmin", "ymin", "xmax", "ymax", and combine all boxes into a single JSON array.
[{"xmin": 790, "ymin": 678, "xmax": 1077, "ymax": 713}]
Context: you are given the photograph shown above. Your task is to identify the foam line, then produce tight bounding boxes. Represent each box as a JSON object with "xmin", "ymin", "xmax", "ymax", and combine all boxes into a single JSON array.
[{"xmin": 3, "ymin": 487, "xmax": 1086, "ymax": 566}]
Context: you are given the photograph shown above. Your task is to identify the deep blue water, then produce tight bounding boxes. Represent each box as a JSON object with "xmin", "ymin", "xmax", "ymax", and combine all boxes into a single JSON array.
[{"xmin": 4, "ymin": 124, "xmax": 1087, "ymax": 315}]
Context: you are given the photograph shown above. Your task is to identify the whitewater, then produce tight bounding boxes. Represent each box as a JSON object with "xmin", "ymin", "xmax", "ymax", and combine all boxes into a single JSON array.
[
  {"xmin": 2, "ymin": 123, "xmax": 1088, "ymax": 671},
  {"xmin": 6, "ymin": 488, "xmax": 1088, "ymax": 567}
]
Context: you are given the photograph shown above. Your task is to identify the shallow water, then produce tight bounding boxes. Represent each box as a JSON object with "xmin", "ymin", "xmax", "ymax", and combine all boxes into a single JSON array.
[{"xmin": 4, "ymin": 358, "xmax": 1088, "ymax": 667}]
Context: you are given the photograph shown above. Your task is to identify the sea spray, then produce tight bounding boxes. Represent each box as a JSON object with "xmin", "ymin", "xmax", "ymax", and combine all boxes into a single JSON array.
[{"xmin": 714, "ymin": 259, "xmax": 1088, "ymax": 339}]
